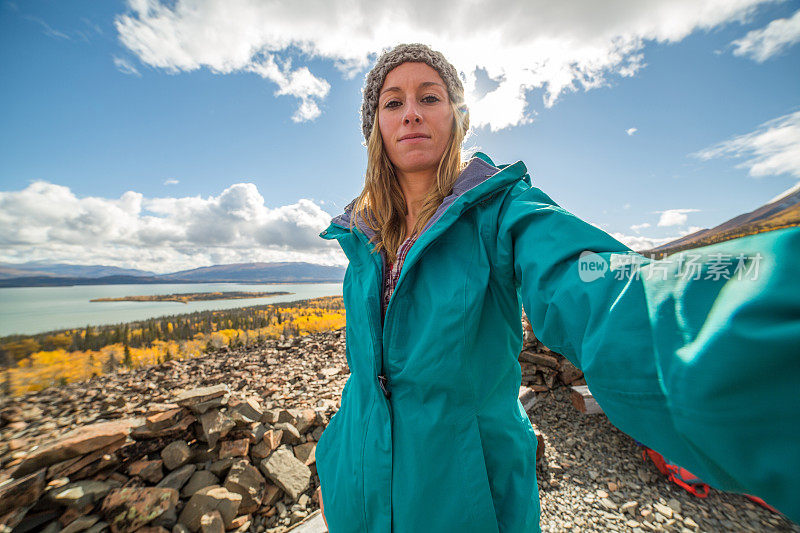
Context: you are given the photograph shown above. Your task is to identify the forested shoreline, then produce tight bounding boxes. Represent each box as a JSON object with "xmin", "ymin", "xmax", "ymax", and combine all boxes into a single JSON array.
[{"xmin": 0, "ymin": 296, "xmax": 345, "ymax": 396}]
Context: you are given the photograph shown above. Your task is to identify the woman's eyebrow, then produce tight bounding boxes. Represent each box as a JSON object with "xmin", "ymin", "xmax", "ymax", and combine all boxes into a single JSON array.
[{"xmin": 379, "ymin": 81, "xmax": 446, "ymax": 97}]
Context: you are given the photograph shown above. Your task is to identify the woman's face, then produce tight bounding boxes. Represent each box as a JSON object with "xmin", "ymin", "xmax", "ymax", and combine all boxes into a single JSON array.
[{"xmin": 377, "ymin": 62, "xmax": 454, "ymax": 178}]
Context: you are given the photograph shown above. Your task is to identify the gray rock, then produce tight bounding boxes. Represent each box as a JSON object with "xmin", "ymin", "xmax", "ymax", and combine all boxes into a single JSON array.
[
  {"xmin": 157, "ymin": 463, "xmax": 197, "ymax": 491},
  {"xmin": 293, "ymin": 409, "xmax": 317, "ymax": 434},
  {"xmin": 100, "ymin": 487, "xmax": 179, "ymax": 532},
  {"xmin": 174, "ymin": 385, "xmax": 230, "ymax": 409},
  {"xmin": 654, "ymin": 502, "xmax": 674, "ymax": 519},
  {"xmin": 274, "ymin": 422, "xmax": 301, "ymax": 445},
  {"xmin": 162, "ymin": 440, "xmax": 193, "ymax": 470},
  {"xmin": 178, "ymin": 485, "xmax": 242, "ymax": 532},
  {"xmin": 249, "ymin": 423, "xmax": 267, "ymax": 444},
  {"xmin": 152, "ymin": 503, "xmax": 179, "ymax": 529},
  {"xmin": 228, "ymin": 397, "xmax": 264, "ymax": 425},
  {"xmin": 49, "ymin": 480, "xmax": 112, "ymax": 508},
  {"xmin": 259, "ymin": 445, "xmax": 311, "ymax": 500},
  {"xmin": 200, "ymin": 510, "xmax": 225, "ymax": 533},
  {"xmin": 61, "ymin": 515, "xmax": 100, "ymax": 533},
  {"xmin": 182, "ymin": 470, "xmax": 220, "ymax": 498},
  {"xmin": 208, "ymin": 457, "xmax": 236, "ymax": 478},
  {"xmin": 199, "ymin": 409, "xmax": 235, "ymax": 449},
  {"xmin": 224, "ymin": 458, "xmax": 267, "ymax": 514}
]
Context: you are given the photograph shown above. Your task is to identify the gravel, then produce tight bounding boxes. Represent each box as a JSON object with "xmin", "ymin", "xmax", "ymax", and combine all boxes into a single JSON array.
[{"xmin": 531, "ymin": 386, "xmax": 799, "ymax": 532}]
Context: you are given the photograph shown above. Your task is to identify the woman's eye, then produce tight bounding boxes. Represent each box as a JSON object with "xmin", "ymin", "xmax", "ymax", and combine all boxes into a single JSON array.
[
  {"xmin": 422, "ymin": 95, "xmax": 440, "ymax": 103},
  {"xmin": 385, "ymin": 100, "xmax": 401, "ymax": 109}
]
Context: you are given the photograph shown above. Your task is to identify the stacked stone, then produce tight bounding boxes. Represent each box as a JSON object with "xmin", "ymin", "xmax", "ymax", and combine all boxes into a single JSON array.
[
  {"xmin": 0, "ymin": 330, "xmax": 348, "ymax": 474},
  {"xmin": 519, "ymin": 311, "xmax": 584, "ymax": 393},
  {"xmin": 0, "ymin": 384, "xmax": 332, "ymax": 532}
]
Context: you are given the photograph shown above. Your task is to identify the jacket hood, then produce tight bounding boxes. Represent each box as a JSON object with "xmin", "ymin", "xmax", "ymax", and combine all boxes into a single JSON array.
[{"xmin": 329, "ymin": 152, "xmax": 502, "ymax": 241}]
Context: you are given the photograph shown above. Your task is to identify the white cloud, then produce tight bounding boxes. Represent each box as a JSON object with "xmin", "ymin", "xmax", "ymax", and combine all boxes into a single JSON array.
[
  {"xmin": 22, "ymin": 13, "xmax": 70, "ymax": 40},
  {"xmin": 0, "ymin": 182, "xmax": 344, "ymax": 273},
  {"xmin": 731, "ymin": 8, "xmax": 800, "ymax": 62},
  {"xmin": 656, "ymin": 208, "xmax": 700, "ymax": 226},
  {"xmin": 245, "ymin": 56, "xmax": 330, "ymax": 122},
  {"xmin": 114, "ymin": 0, "xmax": 772, "ymax": 130},
  {"xmin": 113, "ymin": 56, "xmax": 141, "ymax": 76},
  {"xmin": 626, "ymin": 127, "xmax": 638, "ymax": 136},
  {"xmin": 693, "ymin": 110, "xmax": 800, "ymax": 179},
  {"xmin": 163, "ymin": 178, "xmax": 179, "ymax": 185},
  {"xmin": 608, "ymin": 231, "xmax": 676, "ymax": 252},
  {"xmin": 679, "ymin": 225, "xmax": 704, "ymax": 236},
  {"xmin": 630, "ymin": 222, "xmax": 651, "ymax": 232}
]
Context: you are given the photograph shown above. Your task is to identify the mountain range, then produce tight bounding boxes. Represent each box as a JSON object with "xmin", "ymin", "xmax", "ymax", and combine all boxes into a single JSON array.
[{"xmin": 0, "ymin": 262, "xmax": 345, "ymax": 287}]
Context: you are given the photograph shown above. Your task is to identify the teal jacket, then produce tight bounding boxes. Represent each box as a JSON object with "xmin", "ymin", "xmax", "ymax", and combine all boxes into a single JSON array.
[{"xmin": 316, "ymin": 153, "xmax": 800, "ymax": 532}]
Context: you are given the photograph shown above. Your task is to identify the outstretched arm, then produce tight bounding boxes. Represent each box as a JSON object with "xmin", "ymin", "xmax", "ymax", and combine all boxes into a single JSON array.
[{"xmin": 498, "ymin": 180, "xmax": 800, "ymax": 521}]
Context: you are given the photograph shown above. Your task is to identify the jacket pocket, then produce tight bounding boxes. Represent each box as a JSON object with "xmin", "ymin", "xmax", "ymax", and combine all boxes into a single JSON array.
[
  {"xmin": 315, "ymin": 382, "xmax": 367, "ymax": 533},
  {"xmin": 458, "ymin": 414, "xmax": 501, "ymax": 533}
]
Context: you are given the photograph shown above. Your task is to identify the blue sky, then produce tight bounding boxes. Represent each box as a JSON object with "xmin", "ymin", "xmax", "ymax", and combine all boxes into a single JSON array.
[{"xmin": 1, "ymin": 0, "xmax": 799, "ymax": 272}]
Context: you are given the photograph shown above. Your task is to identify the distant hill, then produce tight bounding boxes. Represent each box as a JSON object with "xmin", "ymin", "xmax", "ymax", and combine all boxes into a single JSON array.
[
  {"xmin": 0, "ymin": 262, "xmax": 345, "ymax": 288},
  {"xmin": 639, "ymin": 183, "xmax": 800, "ymax": 257},
  {"xmin": 0, "ymin": 275, "xmax": 168, "ymax": 288},
  {"xmin": 0, "ymin": 261, "xmax": 155, "ymax": 280},
  {"xmin": 159, "ymin": 262, "xmax": 345, "ymax": 283}
]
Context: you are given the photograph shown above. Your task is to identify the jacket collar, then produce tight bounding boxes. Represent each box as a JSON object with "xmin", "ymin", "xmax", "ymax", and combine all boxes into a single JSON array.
[{"xmin": 321, "ymin": 151, "xmax": 518, "ymax": 241}]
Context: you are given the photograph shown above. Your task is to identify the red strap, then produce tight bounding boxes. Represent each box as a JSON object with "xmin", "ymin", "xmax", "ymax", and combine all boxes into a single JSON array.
[
  {"xmin": 642, "ymin": 448, "xmax": 710, "ymax": 498},
  {"xmin": 744, "ymin": 494, "xmax": 780, "ymax": 514},
  {"xmin": 667, "ymin": 470, "xmax": 710, "ymax": 498}
]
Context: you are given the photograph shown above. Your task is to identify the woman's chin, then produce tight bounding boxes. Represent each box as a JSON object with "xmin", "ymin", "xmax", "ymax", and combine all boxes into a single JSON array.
[{"xmin": 393, "ymin": 153, "xmax": 442, "ymax": 175}]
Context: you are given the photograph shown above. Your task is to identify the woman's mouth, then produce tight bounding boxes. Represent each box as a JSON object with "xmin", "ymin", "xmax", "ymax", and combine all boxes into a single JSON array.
[{"xmin": 399, "ymin": 133, "xmax": 430, "ymax": 143}]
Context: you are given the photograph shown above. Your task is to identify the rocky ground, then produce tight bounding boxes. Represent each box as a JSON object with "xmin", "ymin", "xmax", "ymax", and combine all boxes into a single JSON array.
[
  {"xmin": 0, "ymin": 326, "xmax": 797, "ymax": 532},
  {"xmin": 532, "ymin": 387, "xmax": 799, "ymax": 532}
]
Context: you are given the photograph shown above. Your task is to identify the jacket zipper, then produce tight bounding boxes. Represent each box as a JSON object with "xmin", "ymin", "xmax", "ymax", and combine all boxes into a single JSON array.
[{"xmin": 381, "ymin": 185, "xmax": 507, "ymax": 347}]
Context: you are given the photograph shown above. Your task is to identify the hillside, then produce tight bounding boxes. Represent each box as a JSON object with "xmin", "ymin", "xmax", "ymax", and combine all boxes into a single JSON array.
[
  {"xmin": 640, "ymin": 184, "xmax": 800, "ymax": 257},
  {"xmin": 160, "ymin": 262, "xmax": 345, "ymax": 283}
]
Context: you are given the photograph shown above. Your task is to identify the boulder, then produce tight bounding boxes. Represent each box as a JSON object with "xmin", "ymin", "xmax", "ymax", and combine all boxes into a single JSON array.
[
  {"xmin": 13, "ymin": 420, "xmax": 136, "ymax": 476},
  {"xmin": 156, "ymin": 464, "xmax": 196, "ymax": 491},
  {"xmin": 181, "ymin": 470, "xmax": 219, "ymax": 498},
  {"xmin": 177, "ymin": 485, "xmax": 241, "ymax": 532},
  {"xmin": 199, "ymin": 410, "xmax": 234, "ymax": 449},
  {"xmin": 224, "ymin": 458, "xmax": 267, "ymax": 514},
  {"xmin": 100, "ymin": 487, "xmax": 179, "ymax": 533},
  {"xmin": 259, "ymin": 445, "xmax": 311, "ymax": 500},
  {"xmin": 161, "ymin": 441, "xmax": 192, "ymax": 470}
]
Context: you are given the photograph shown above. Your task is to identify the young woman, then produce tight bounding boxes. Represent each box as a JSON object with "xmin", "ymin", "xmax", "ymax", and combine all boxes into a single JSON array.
[{"xmin": 314, "ymin": 43, "xmax": 800, "ymax": 532}]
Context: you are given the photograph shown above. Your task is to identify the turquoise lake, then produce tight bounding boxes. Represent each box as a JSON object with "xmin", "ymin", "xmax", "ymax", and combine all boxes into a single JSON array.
[{"xmin": 0, "ymin": 282, "xmax": 343, "ymax": 336}]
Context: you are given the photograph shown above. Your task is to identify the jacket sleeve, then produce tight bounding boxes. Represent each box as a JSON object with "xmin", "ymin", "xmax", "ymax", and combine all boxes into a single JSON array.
[{"xmin": 497, "ymin": 180, "xmax": 800, "ymax": 521}]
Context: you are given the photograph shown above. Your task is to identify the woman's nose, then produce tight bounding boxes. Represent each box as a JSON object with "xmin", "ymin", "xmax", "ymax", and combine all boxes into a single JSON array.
[{"xmin": 403, "ymin": 105, "xmax": 422, "ymax": 125}]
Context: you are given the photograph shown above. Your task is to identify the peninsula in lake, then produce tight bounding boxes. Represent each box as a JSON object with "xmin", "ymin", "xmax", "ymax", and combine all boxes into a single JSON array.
[{"xmin": 90, "ymin": 290, "xmax": 292, "ymax": 304}]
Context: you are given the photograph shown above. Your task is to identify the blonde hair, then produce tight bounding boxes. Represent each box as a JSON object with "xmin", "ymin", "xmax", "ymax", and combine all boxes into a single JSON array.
[{"xmin": 351, "ymin": 99, "xmax": 470, "ymax": 263}]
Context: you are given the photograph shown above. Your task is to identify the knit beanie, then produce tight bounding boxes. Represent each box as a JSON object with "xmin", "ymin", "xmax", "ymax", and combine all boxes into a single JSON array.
[{"xmin": 360, "ymin": 43, "xmax": 466, "ymax": 142}]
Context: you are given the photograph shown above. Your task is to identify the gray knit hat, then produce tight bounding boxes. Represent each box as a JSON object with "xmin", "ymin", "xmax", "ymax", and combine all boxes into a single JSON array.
[{"xmin": 360, "ymin": 43, "xmax": 466, "ymax": 142}]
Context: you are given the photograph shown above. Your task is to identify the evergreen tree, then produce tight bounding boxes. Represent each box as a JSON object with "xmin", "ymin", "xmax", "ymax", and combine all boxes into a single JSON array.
[
  {"xmin": 83, "ymin": 324, "xmax": 92, "ymax": 350},
  {"xmin": 105, "ymin": 352, "xmax": 118, "ymax": 373},
  {"xmin": 123, "ymin": 344, "xmax": 133, "ymax": 368}
]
